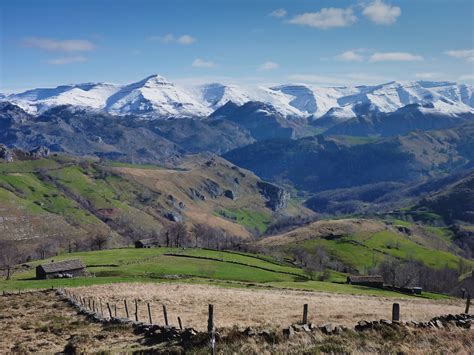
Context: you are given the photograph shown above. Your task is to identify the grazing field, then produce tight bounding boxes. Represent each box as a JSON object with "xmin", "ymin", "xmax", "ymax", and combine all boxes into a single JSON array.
[
  {"xmin": 1, "ymin": 289, "xmax": 472, "ymax": 354},
  {"xmin": 257, "ymin": 219, "xmax": 473, "ymax": 272},
  {"xmin": 72, "ymin": 283, "xmax": 464, "ymax": 331},
  {"xmin": 0, "ymin": 248, "xmax": 447, "ymax": 300}
]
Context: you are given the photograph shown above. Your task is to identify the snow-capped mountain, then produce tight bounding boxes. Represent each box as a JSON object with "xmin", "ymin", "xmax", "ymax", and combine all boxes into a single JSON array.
[
  {"xmin": 105, "ymin": 75, "xmax": 211, "ymax": 118},
  {"xmin": 2, "ymin": 75, "xmax": 473, "ymax": 120}
]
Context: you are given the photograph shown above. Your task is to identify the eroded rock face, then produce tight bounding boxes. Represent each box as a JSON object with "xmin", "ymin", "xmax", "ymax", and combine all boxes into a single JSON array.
[
  {"xmin": 0, "ymin": 144, "xmax": 13, "ymax": 162},
  {"xmin": 257, "ymin": 181, "xmax": 290, "ymax": 211},
  {"xmin": 29, "ymin": 146, "xmax": 50, "ymax": 158}
]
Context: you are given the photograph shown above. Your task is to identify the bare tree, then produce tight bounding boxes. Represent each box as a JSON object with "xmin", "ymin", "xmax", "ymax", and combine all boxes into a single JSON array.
[
  {"xmin": 167, "ymin": 222, "xmax": 189, "ymax": 248},
  {"xmin": 0, "ymin": 241, "xmax": 21, "ymax": 280},
  {"xmin": 90, "ymin": 232, "xmax": 109, "ymax": 250}
]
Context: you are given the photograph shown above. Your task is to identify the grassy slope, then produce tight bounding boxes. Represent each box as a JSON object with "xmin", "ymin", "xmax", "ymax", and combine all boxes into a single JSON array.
[
  {"xmin": 0, "ymin": 248, "xmax": 448, "ymax": 299},
  {"xmin": 0, "ymin": 155, "xmax": 306, "ymax": 243},
  {"xmin": 258, "ymin": 219, "xmax": 473, "ymax": 273}
]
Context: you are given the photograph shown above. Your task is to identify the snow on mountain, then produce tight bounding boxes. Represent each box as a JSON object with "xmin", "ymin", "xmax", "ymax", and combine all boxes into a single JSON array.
[
  {"xmin": 7, "ymin": 82, "xmax": 120, "ymax": 114},
  {"xmin": 106, "ymin": 75, "xmax": 211, "ymax": 118},
  {"xmin": 194, "ymin": 83, "xmax": 303, "ymax": 117},
  {"xmin": 195, "ymin": 83, "xmax": 254, "ymax": 109},
  {"xmin": 2, "ymin": 75, "xmax": 473, "ymax": 119}
]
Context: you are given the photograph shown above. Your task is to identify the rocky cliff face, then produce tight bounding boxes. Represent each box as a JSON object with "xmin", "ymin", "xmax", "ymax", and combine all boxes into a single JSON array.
[
  {"xmin": 257, "ymin": 181, "xmax": 290, "ymax": 211},
  {"xmin": 0, "ymin": 144, "xmax": 13, "ymax": 162}
]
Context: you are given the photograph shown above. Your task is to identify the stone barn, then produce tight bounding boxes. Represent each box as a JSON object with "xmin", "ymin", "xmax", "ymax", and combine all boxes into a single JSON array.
[
  {"xmin": 135, "ymin": 238, "xmax": 160, "ymax": 248},
  {"xmin": 36, "ymin": 259, "xmax": 86, "ymax": 279},
  {"xmin": 347, "ymin": 275, "xmax": 384, "ymax": 288}
]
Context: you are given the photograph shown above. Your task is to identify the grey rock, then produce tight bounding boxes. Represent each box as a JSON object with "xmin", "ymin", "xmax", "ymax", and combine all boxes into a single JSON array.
[
  {"xmin": 321, "ymin": 323, "xmax": 335, "ymax": 334},
  {"xmin": 165, "ymin": 212, "xmax": 182, "ymax": 222},
  {"xmin": 257, "ymin": 181, "xmax": 290, "ymax": 211},
  {"xmin": 0, "ymin": 144, "xmax": 13, "ymax": 162},
  {"xmin": 29, "ymin": 146, "xmax": 50, "ymax": 158},
  {"xmin": 283, "ymin": 326, "xmax": 294, "ymax": 338}
]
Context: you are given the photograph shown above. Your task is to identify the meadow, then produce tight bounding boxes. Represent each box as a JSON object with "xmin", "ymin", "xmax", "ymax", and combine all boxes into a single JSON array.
[{"xmin": 0, "ymin": 247, "xmax": 449, "ymax": 300}]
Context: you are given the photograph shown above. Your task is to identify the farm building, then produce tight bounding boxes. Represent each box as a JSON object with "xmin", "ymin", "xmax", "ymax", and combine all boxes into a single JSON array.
[
  {"xmin": 135, "ymin": 238, "xmax": 160, "ymax": 248},
  {"xmin": 36, "ymin": 259, "xmax": 86, "ymax": 280},
  {"xmin": 346, "ymin": 275, "xmax": 384, "ymax": 288}
]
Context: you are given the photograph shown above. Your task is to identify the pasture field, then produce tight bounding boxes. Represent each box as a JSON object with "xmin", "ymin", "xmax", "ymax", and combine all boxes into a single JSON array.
[
  {"xmin": 0, "ymin": 248, "xmax": 448, "ymax": 300},
  {"xmin": 70, "ymin": 283, "xmax": 465, "ymax": 331},
  {"xmin": 1, "ymin": 289, "xmax": 471, "ymax": 354}
]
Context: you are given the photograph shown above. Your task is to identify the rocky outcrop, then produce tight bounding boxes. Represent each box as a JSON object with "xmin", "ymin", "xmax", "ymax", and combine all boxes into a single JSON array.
[
  {"xmin": 29, "ymin": 146, "xmax": 50, "ymax": 158},
  {"xmin": 257, "ymin": 181, "xmax": 290, "ymax": 211},
  {"xmin": 224, "ymin": 189, "xmax": 236, "ymax": 200},
  {"xmin": 0, "ymin": 144, "xmax": 13, "ymax": 162}
]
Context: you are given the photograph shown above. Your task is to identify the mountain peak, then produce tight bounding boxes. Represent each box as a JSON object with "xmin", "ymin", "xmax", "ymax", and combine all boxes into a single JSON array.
[{"xmin": 137, "ymin": 74, "xmax": 173, "ymax": 87}]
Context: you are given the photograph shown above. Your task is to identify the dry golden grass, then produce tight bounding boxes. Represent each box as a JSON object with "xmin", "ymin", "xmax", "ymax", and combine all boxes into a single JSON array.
[
  {"xmin": 72, "ymin": 283, "xmax": 465, "ymax": 331},
  {"xmin": 257, "ymin": 218, "xmax": 386, "ymax": 246},
  {"xmin": 0, "ymin": 291, "xmax": 144, "ymax": 353}
]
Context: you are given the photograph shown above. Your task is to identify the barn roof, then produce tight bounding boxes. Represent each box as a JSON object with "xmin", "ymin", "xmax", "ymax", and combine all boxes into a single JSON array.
[
  {"xmin": 37, "ymin": 259, "xmax": 85, "ymax": 273},
  {"xmin": 137, "ymin": 238, "xmax": 158, "ymax": 245},
  {"xmin": 347, "ymin": 275, "xmax": 384, "ymax": 283}
]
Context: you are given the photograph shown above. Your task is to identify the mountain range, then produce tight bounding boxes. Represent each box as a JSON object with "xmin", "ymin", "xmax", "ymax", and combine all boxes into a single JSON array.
[{"xmin": 3, "ymin": 75, "xmax": 473, "ymax": 121}]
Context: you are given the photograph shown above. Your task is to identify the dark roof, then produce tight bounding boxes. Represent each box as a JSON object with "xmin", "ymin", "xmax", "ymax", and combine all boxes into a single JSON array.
[
  {"xmin": 347, "ymin": 275, "xmax": 384, "ymax": 283},
  {"xmin": 136, "ymin": 238, "xmax": 158, "ymax": 245},
  {"xmin": 37, "ymin": 259, "xmax": 85, "ymax": 273}
]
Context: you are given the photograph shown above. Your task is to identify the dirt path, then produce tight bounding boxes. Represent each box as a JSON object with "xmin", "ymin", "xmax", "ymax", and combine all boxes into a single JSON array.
[
  {"xmin": 0, "ymin": 291, "xmax": 144, "ymax": 353},
  {"xmin": 73, "ymin": 283, "xmax": 466, "ymax": 331}
]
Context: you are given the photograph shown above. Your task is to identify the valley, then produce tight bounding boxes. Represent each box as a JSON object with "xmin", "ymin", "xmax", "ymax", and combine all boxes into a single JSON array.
[{"xmin": 1, "ymin": 75, "xmax": 473, "ymax": 353}]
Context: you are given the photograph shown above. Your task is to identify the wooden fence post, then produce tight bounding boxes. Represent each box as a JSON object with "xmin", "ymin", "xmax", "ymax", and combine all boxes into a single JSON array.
[
  {"xmin": 88, "ymin": 298, "xmax": 92, "ymax": 310},
  {"xmin": 208, "ymin": 304, "xmax": 215, "ymax": 355},
  {"xmin": 92, "ymin": 299, "xmax": 96, "ymax": 313},
  {"xmin": 147, "ymin": 303, "xmax": 153, "ymax": 324},
  {"xmin": 134, "ymin": 299, "xmax": 139, "ymax": 322},
  {"xmin": 465, "ymin": 295, "xmax": 471, "ymax": 314},
  {"xmin": 302, "ymin": 304, "xmax": 308, "ymax": 325},
  {"xmin": 163, "ymin": 305, "xmax": 169, "ymax": 326},
  {"xmin": 107, "ymin": 302, "xmax": 113, "ymax": 319},
  {"xmin": 124, "ymin": 299, "xmax": 129, "ymax": 319},
  {"xmin": 114, "ymin": 304, "xmax": 117, "ymax": 317},
  {"xmin": 392, "ymin": 303, "xmax": 400, "ymax": 322},
  {"xmin": 178, "ymin": 316, "xmax": 183, "ymax": 330},
  {"xmin": 100, "ymin": 299, "xmax": 104, "ymax": 316}
]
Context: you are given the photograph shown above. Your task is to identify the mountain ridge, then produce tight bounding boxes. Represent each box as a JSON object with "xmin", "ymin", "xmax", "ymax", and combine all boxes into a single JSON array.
[{"xmin": 2, "ymin": 75, "xmax": 473, "ymax": 120}]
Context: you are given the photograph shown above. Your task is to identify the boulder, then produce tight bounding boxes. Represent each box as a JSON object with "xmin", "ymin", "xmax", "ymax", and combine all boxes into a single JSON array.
[
  {"xmin": 320, "ymin": 323, "xmax": 335, "ymax": 334},
  {"xmin": 283, "ymin": 326, "xmax": 295, "ymax": 339}
]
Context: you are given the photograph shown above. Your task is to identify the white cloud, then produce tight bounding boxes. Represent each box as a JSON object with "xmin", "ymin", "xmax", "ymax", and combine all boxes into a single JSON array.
[
  {"xmin": 459, "ymin": 74, "xmax": 474, "ymax": 82},
  {"xmin": 47, "ymin": 56, "xmax": 87, "ymax": 65},
  {"xmin": 148, "ymin": 33, "xmax": 196, "ymax": 45},
  {"xmin": 363, "ymin": 0, "xmax": 401, "ymax": 25},
  {"xmin": 177, "ymin": 35, "xmax": 196, "ymax": 45},
  {"xmin": 287, "ymin": 72, "xmax": 388, "ymax": 86},
  {"xmin": 192, "ymin": 58, "xmax": 216, "ymax": 68},
  {"xmin": 259, "ymin": 61, "xmax": 279, "ymax": 71},
  {"xmin": 269, "ymin": 8, "xmax": 287, "ymax": 18},
  {"xmin": 289, "ymin": 8, "xmax": 357, "ymax": 29},
  {"xmin": 23, "ymin": 37, "xmax": 95, "ymax": 52},
  {"xmin": 336, "ymin": 50, "xmax": 364, "ymax": 62},
  {"xmin": 446, "ymin": 49, "xmax": 474, "ymax": 62},
  {"xmin": 369, "ymin": 52, "xmax": 423, "ymax": 62},
  {"xmin": 415, "ymin": 72, "xmax": 438, "ymax": 79}
]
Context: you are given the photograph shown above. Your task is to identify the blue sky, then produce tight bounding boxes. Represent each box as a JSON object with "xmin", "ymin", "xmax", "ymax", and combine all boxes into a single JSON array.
[{"xmin": 1, "ymin": 0, "xmax": 473, "ymax": 91}]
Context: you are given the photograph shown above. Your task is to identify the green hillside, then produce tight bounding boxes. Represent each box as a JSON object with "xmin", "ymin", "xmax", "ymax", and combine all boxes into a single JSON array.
[{"xmin": 257, "ymin": 219, "xmax": 473, "ymax": 273}]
